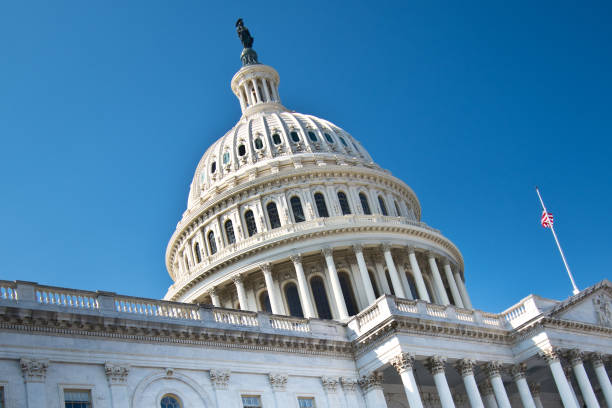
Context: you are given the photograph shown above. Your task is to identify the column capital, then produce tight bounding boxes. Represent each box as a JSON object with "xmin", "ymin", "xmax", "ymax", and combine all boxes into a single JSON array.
[
  {"xmin": 528, "ymin": 382, "xmax": 541, "ymax": 397},
  {"xmin": 425, "ymin": 250, "xmax": 436, "ymax": 260},
  {"xmin": 209, "ymin": 369, "xmax": 231, "ymax": 390},
  {"xmin": 322, "ymin": 247, "xmax": 333, "ymax": 258},
  {"xmin": 289, "ymin": 254, "xmax": 302, "ymax": 264},
  {"xmin": 206, "ymin": 287, "xmax": 217, "ymax": 296},
  {"xmin": 268, "ymin": 373, "xmax": 288, "ymax": 391},
  {"xmin": 232, "ymin": 274, "xmax": 244, "ymax": 285},
  {"xmin": 455, "ymin": 358, "xmax": 476, "ymax": 377},
  {"xmin": 566, "ymin": 348, "xmax": 584, "ymax": 366},
  {"xmin": 340, "ymin": 377, "xmax": 358, "ymax": 392},
  {"xmin": 381, "ymin": 242, "xmax": 392, "ymax": 252},
  {"xmin": 510, "ymin": 363, "xmax": 527, "ymax": 381},
  {"xmin": 426, "ymin": 355, "xmax": 447, "ymax": 375},
  {"xmin": 390, "ymin": 352, "xmax": 415, "ymax": 374},
  {"xmin": 352, "ymin": 244, "xmax": 364, "ymax": 253},
  {"xmin": 104, "ymin": 362, "xmax": 130, "ymax": 385},
  {"xmin": 260, "ymin": 262, "xmax": 272, "ymax": 274},
  {"xmin": 589, "ymin": 351, "xmax": 604, "ymax": 368},
  {"xmin": 478, "ymin": 379, "xmax": 495, "ymax": 397},
  {"xmin": 358, "ymin": 371, "xmax": 384, "ymax": 392},
  {"xmin": 483, "ymin": 361, "xmax": 503, "ymax": 378},
  {"xmin": 321, "ymin": 376, "xmax": 339, "ymax": 392},
  {"xmin": 406, "ymin": 246, "xmax": 417, "ymax": 254},
  {"xmin": 538, "ymin": 347, "xmax": 562, "ymax": 364},
  {"xmin": 442, "ymin": 258, "xmax": 451, "ymax": 267},
  {"xmin": 20, "ymin": 358, "xmax": 48, "ymax": 383}
]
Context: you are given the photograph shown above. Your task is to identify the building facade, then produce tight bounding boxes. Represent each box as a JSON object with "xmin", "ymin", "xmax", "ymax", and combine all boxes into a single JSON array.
[{"xmin": 0, "ymin": 26, "xmax": 611, "ymax": 408}]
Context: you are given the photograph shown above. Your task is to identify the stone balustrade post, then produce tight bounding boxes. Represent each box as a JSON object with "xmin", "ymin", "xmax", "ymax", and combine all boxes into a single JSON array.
[
  {"xmin": 322, "ymin": 247, "xmax": 349, "ymax": 319},
  {"xmin": 455, "ymin": 359, "xmax": 484, "ymax": 408},
  {"xmin": 407, "ymin": 248, "xmax": 430, "ymax": 302},
  {"xmin": 539, "ymin": 348, "xmax": 579, "ymax": 408},
  {"xmin": 96, "ymin": 291, "xmax": 118, "ymax": 312},
  {"xmin": 484, "ymin": 361, "xmax": 511, "ymax": 408},
  {"xmin": 382, "ymin": 244, "xmax": 406, "ymax": 298},
  {"xmin": 590, "ymin": 352, "xmax": 612, "ymax": 407},
  {"xmin": 290, "ymin": 254, "xmax": 315, "ymax": 318},
  {"xmin": 15, "ymin": 281, "xmax": 37, "ymax": 303},
  {"xmin": 105, "ymin": 362, "xmax": 130, "ymax": 408},
  {"xmin": 358, "ymin": 372, "xmax": 388, "ymax": 408},
  {"xmin": 567, "ymin": 349, "xmax": 600, "ymax": 408},
  {"xmin": 511, "ymin": 363, "xmax": 536, "ymax": 408},
  {"xmin": 20, "ymin": 358, "xmax": 48, "ymax": 408},
  {"xmin": 426, "ymin": 356, "xmax": 455, "ymax": 408},
  {"xmin": 390, "ymin": 352, "xmax": 424, "ymax": 408}
]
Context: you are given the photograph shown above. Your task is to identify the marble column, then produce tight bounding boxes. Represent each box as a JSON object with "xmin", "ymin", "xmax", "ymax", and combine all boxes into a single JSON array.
[
  {"xmin": 454, "ymin": 270, "xmax": 473, "ymax": 309},
  {"xmin": 511, "ymin": 363, "xmax": 536, "ymax": 408},
  {"xmin": 322, "ymin": 247, "xmax": 349, "ymax": 319},
  {"xmin": 455, "ymin": 359, "xmax": 484, "ymax": 408},
  {"xmin": 208, "ymin": 288, "xmax": 221, "ymax": 307},
  {"xmin": 353, "ymin": 245, "xmax": 377, "ymax": 304},
  {"xmin": 539, "ymin": 348, "xmax": 579, "ymax": 408},
  {"xmin": 341, "ymin": 378, "xmax": 361, "ymax": 408},
  {"xmin": 321, "ymin": 377, "xmax": 343, "ymax": 408},
  {"xmin": 567, "ymin": 349, "xmax": 600, "ymax": 408},
  {"xmin": 442, "ymin": 261, "xmax": 464, "ymax": 308},
  {"xmin": 269, "ymin": 373, "xmax": 289, "ymax": 407},
  {"xmin": 261, "ymin": 263, "xmax": 282, "ymax": 315},
  {"xmin": 252, "ymin": 79, "xmax": 262, "ymax": 103},
  {"xmin": 426, "ymin": 356, "xmax": 455, "ymax": 408},
  {"xmin": 358, "ymin": 372, "xmax": 388, "ymax": 408},
  {"xmin": 478, "ymin": 380, "xmax": 499, "ymax": 408},
  {"xmin": 407, "ymin": 248, "xmax": 430, "ymax": 302},
  {"xmin": 396, "ymin": 261, "xmax": 414, "ymax": 300},
  {"xmin": 427, "ymin": 253, "xmax": 450, "ymax": 305},
  {"xmin": 382, "ymin": 244, "xmax": 406, "ymax": 298},
  {"xmin": 390, "ymin": 352, "xmax": 424, "ymax": 408},
  {"xmin": 290, "ymin": 254, "xmax": 315, "ymax": 318},
  {"xmin": 261, "ymin": 78, "xmax": 271, "ymax": 102},
  {"xmin": 484, "ymin": 361, "xmax": 511, "ymax": 408},
  {"xmin": 20, "ymin": 358, "xmax": 48, "ymax": 408},
  {"xmin": 210, "ymin": 369, "xmax": 231, "ymax": 407},
  {"xmin": 233, "ymin": 274, "xmax": 248, "ymax": 311},
  {"xmin": 564, "ymin": 365, "xmax": 582, "ymax": 408},
  {"xmin": 590, "ymin": 352, "xmax": 612, "ymax": 408},
  {"xmin": 529, "ymin": 383, "xmax": 545, "ymax": 408},
  {"xmin": 105, "ymin": 363, "xmax": 130, "ymax": 408}
]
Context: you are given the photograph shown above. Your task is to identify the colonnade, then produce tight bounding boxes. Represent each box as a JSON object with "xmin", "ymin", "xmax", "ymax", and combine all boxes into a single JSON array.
[
  {"xmin": 205, "ymin": 244, "xmax": 473, "ymax": 318},
  {"xmin": 236, "ymin": 76, "xmax": 280, "ymax": 111}
]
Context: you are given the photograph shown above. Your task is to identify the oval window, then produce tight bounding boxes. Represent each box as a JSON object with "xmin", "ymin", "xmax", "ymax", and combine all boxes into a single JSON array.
[
  {"xmin": 339, "ymin": 136, "xmax": 348, "ymax": 146},
  {"xmin": 290, "ymin": 131, "xmax": 300, "ymax": 142},
  {"xmin": 324, "ymin": 133, "xmax": 334, "ymax": 143},
  {"xmin": 272, "ymin": 133, "xmax": 282, "ymax": 145},
  {"xmin": 223, "ymin": 152, "xmax": 230, "ymax": 164},
  {"xmin": 238, "ymin": 144, "xmax": 246, "ymax": 156},
  {"xmin": 308, "ymin": 131, "xmax": 318, "ymax": 142},
  {"xmin": 254, "ymin": 137, "xmax": 263, "ymax": 149},
  {"xmin": 210, "ymin": 161, "xmax": 217, "ymax": 173}
]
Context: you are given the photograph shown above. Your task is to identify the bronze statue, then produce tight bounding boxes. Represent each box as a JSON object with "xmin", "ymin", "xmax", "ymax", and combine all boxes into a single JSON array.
[{"xmin": 236, "ymin": 18, "xmax": 254, "ymax": 49}]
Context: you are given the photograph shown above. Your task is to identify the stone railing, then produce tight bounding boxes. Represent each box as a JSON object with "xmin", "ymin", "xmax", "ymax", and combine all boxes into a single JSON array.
[
  {"xmin": 115, "ymin": 295, "xmax": 200, "ymax": 320},
  {"xmin": 500, "ymin": 295, "xmax": 549, "ymax": 328},
  {"xmin": 35, "ymin": 285, "xmax": 99, "ymax": 310},
  {"xmin": 269, "ymin": 315, "xmax": 310, "ymax": 332}
]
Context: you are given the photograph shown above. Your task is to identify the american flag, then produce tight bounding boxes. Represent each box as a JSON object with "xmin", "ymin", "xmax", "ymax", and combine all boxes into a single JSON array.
[{"xmin": 541, "ymin": 210, "xmax": 554, "ymax": 228}]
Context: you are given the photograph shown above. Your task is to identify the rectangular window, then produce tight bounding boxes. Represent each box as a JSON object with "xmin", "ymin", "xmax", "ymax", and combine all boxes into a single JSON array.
[
  {"xmin": 298, "ymin": 397, "xmax": 315, "ymax": 408},
  {"xmin": 64, "ymin": 390, "xmax": 92, "ymax": 408},
  {"xmin": 241, "ymin": 395, "xmax": 262, "ymax": 407},
  {"xmin": 0, "ymin": 386, "xmax": 4, "ymax": 408}
]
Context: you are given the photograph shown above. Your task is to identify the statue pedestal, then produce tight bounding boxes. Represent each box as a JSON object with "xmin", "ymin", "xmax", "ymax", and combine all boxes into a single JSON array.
[{"xmin": 241, "ymin": 48, "xmax": 259, "ymax": 66}]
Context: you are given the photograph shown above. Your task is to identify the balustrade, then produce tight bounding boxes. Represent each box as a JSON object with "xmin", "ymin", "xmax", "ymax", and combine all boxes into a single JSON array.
[
  {"xmin": 35, "ymin": 286, "xmax": 99, "ymax": 309},
  {"xmin": 114, "ymin": 296, "xmax": 199, "ymax": 320},
  {"xmin": 0, "ymin": 282, "xmax": 18, "ymax": 301}
]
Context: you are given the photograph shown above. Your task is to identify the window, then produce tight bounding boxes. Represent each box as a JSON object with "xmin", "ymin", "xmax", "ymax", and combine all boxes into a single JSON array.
[
  {"xmin": 272, "ymin": 133, "xmax": 282, "ymax": 145},
  {"xmin": 298, "ymin": 397, "xmax": 315, "ymax": 408},
  {"xmin": 368, "ymin": 270, "xmax": 381, "ymax": 298},
  {"xmin": 245, "ymin": 210, "xmax": 258, "ymax": 237},
  {"xmin": 314, "ymin": 192, "xmax": 329, "ymax": 218},
  {"xmin": 337, "ymin": 191, "xmax": 351, "ymax": 215},
  {"xmin": 259, "ymin": 291, "xmax": 272, "ymax": 313},
  {"xmin": 290, "ymin": 196, "xmax": 305, "ymax": 223},
  {"xmin": 225, "ymin": 220, "xmax": 235, "ymax": 244},
  {"xmin": 290, "ymin": 131, "xmax": 300, "ymax": 142},
  {"xmin": 394, "ymin": 200, "xmax": 401, "ymax": 216},
  {"xmin": 238, "ymin": 144, "xmax": 246, "ymax": 156},
  {"xmin": 210, "ymin": 161, "xmax": 217, "ymax": 173},
  {"xmin": 194, "ymin": 242, "xmax": 202, "ymax": 263},
  {"xmin": 310, "ymin": 276, "xmax": 332, "ymax": 319},
  {"xmin": 223, "ymin": 151, "xmax": 230, "ymax": 164},
  {"xmin": 208, "ymin": 231, "xmax": 217, "ymax": 255},
  {"xmin": 254, "ymin": 137, "xmax": 264, "ymax": 149},
  {"xmin": 339, "ymin": 136, "xmax": 348, "ymax": 146},
  {"xmin": 64, "ymin": 390, "xmax": 92, "ymax": 408},
  {"xmin": 161, "ymin": 395, "xmax": 181, "ymax": 408},
  {"xmin": 378, "ymin": 195, "xmax": 388, "ymax": 216},
  {"xmin": 324, "ymin": 133, "xmax": 334, "ymax": 143},
  {"xmin": 359, "ymin": 193, "xmax": 371, "ymax": 215},
  {"xmin": 308, "ymin": 131, "xmax": 318, "ymax": 142},
  {"xmin": 0, "ymin": 387, "xmax": 4, "ymax": 408},
  {"xmin": 242, "ymin": 395, "xmax": 262, "ymax": 407},
  {"xmin": 266, "ymin": 202, "xmax": 281, "ymax": 229},
  {"xmin": 339, "ymin": 272, "xmax": 358, "ymax": 316},
  {"xmin": 284, "ymin": 283, "xmax": 304, "ymax": 317}
]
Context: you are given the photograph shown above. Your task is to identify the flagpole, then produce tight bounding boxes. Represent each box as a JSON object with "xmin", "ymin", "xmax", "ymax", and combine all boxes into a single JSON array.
[{"xmin": 535, "ymin": 187, "xmax": 579, "ymax": 295}]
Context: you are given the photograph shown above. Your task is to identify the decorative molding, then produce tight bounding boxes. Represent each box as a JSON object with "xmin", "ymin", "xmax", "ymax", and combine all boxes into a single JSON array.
[
  {"xmin": 260, "ymin": 263, "xmax": 272, "ymax": 274},
  {"xmin": 209, "ymin": 369, "xmax": 230, "ymax": 389},
  {"xmin": 539, "ymin": 347, "xmax": 562, "ymax": 364},
  {"xmin": 455, "ymin": 358, "xmax": 476, "ymax": 378},
  {"xmin": 593, "ymin": 294, "xmax": 612, "ymax": 327},
  {"xmin": 390, "ymin": 352, "xmax": 415, "ymax": 374},
  {"xmin": 322, "ymin": 247, "xmax": 333, "ymax": 258},
  {"xmin": 20, "ymin": 358, "xmax": 48, "ymax": 383},
  {"xmin": 358, "ymin": 372, "xmax": 384, "ymax": 392},
  {"xmin": 232, "ymin": 274, "xmax": 243, "ymax": 285},
  {"xmin": 426, "ymin": 355, "xmax": 446, "ymax": 375},
  {"xmin": 589, "ymin": 352, "xmax": 604, "ymax": 368},
  {"xmin": 268, "ymin": 373, "xmax": 288, "ymax": 391},
  {"xmin": 321, "ymin": 376, "xmax": 339, "ymax": 392},
  {"xmin": 104, "ymin": 362, "xmax": 130, "ymax": 385},
  {"xmin": 510, "ymin": 363, "xmax": 526, "ymax": 381},
  {"xmin": 483, "ymin": 361, "xmax": 503, "ymax": 378},
  {"xmin": 340, "ymin": 377, "xmax": 358, "ymax": 392},
  {"xmin": 352, "ymin": 244, "xmax": 363, "ymax": 253},
  {"xmin": 289, "ymin": 254, "xmax": 302, "ymax": 264},
  {"xmin": 381, "ymin": 243, "xmax": 391, "ymax": 252},
  {"xmin": 566, "ymin": 348, "xmax": 584, "ymax": 367}
]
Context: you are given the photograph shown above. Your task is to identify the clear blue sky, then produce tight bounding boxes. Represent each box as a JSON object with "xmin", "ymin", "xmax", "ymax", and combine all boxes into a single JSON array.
[{"xmin": 1, "ymin": 1, "xmax": 610, "ymax": 312}]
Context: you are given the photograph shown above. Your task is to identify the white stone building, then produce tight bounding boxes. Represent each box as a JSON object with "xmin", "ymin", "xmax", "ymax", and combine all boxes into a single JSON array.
[{"xmin": 0, "ymin": 24, "xmax": 611, "ymax": 408}]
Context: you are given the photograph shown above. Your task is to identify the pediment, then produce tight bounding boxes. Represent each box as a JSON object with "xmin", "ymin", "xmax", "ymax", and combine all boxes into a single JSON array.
[{"xmin": 549, "ymin": 282, "xmax": 612, "ymax": 328}]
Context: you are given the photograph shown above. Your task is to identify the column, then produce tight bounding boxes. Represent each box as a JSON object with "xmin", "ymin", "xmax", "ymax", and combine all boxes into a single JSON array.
[
  {"xmin": 427, "ymin": 253, "xmax": 450, "ymax": 305},
  {"xmin": 208, "ymin": 288, "xmax": 221, "ymax": 307},
  {"xmin": 353, "ymin": 245, "xmax": 376, "ymax": 304},
  {"xmin": 238, "ymin": 87, "xmax": 247, "ymax": 111},
  {"xmin": 564, "ymin": 365, "xmax": 582, "ymax": 408},
  {"xmin": 358, "ymin": 372, "xmax": 388, "ymax": 408},
  {"xmin": 291, "ymin": 254, "xmax": 315, "ymax": 318},
  {"xmin": 322, "ymin": 247, "xmax": 349, "ymax": 319},
  {"xmin": 455, "ymin": 359, "xmax": 484, "ymax": 408},
  {"xmin": 511, "ymin": 363, "xmax": 536, "ymax": 408},
  {"xmin": 261, "ymin": 263, "xmax": 282, "ymax": 315},
  {"xmin": 105, "ymin": 363, "xmax": 130, "ymax": 408},
  {"xmin": 478, "ymin": 380, "xmax": 499, "ymax": 408},
  {"xmin": 382, "ymin": 244, "xmax": 406, "ymax": 298},
  {"xmin": 529, "ymin": 383, "xmax": 545, "ymax": 408},
  {"xmin": 233, "ymin": 274, "xmax": 248, "ymax": 311},
  {"xmin": 20, "ymin": 358, "xmax": 48, "ymax": 408},
  {"xmin": 407, "ymin": 248, "xmax": 430, "ymax": 302},
  {"xmin": 539, "ymin": 348, "xmax": 579, "ymax": 408},
  {"xmin": 568, "ymin": 349, "xmax": 600, "ymax": 408},
  {"xmin": 390, "ymin": 352, "xmax": 424, "ymax": 408},
  {"xmin": 484, "ymin": 361, "xmax": 511, "ymax": 408},
  {"xmin": 426, "ymin": 356, "xmax": 455, "ymax": 408},
  {"xmin": 244, "ymin": 84, "xmax": 254, "ymax": 106},
  {"xmin": 251, "ymin": 79, "xmax": 262, "ymax": 103},
  {"xmin": 261, "ymin": 78, "xmax": 271, "ymax": 102},
  {"xmin": 454, "ymin": 270, "xmax": 473, "ymax": 309},
  {"xmin": 590, "ymin": 352, "xmax": 612, "ymax": 408},
  {"xmin": 269, "ymin": 373, "xmax": 289, "ymax": 407},
  {"xmin": 210, "ymin": 369, "xmax": 231, "ymax": 407},
  {"xmin": 442, "ymin": 261, "xmax": 464, "ymax": 308},
  {"xmin": 341, "ymin": 378, "xmax": 361, "ymax": 408},
  {"xmin": 321, "ymin": 377, "xmax": 343, "ymax": 407},
  {"xmin": 396, "ymin": 261, "xmax": 414, "ymax": 299}
]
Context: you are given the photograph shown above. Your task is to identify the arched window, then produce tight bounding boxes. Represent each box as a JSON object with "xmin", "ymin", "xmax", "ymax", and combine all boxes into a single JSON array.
[
  {"xmin": 222, "ymin": 151, "xmax": 230, "ymax": 165},
  {"xmin": 210, "ymin": 161, "xmax": 217, "ymax": 174},
  {"xmin": 245, "ymin": 210, "xmax": 257, "ymax": 237},
  {"xmin": 259, "ymin": 291, "xmax": 272, "ymax": 313},
  {"xmin": 225, "ymin": 220, "xmax": 235, "ymax": 244},
  {"xmin": 368, "ymin": 270, "xmax": 381, "ymax": 298},
  {"xmin": 290, "ymin": 196, "xmax": 305, "ymax": 223},
  {"xmin": 207, "ymin": 231, "xmax": 217, "ymax": 255},
  {"xmin": 338, "ymin": 272, "xmax": 358, "ymax": 316},
  {"xmin": 310, "ymin": 276, "xmax": 332, "ymax": 319},
  {"xmin": 378, "ymin": 195, "xmax": 388, "ymax": 216},
  {"xmin": 385, "ymin": 269, "xmax": 395, "ymax": 296},
  {"xmin": 266, "ymin": 202, "xmax": 281, "ymax": 229},
  {"xmin": 394, "ymin": 200, "xmax": 401, "ymax": 216},
  {"xmin": 161, "ymin": 395, "xmax": 181, "ymax": 408},
  {"xmin": 290, "ymin": 131, "xmax": 300, "ymax": 142},
  {"xmin": 406, "ymin": 272, "xmax": 418, "ymax": 299},
  {"xmin": 308, "ymin": 131, "xmax": 318, "ymax": 142},
  {"xmin": 359, "ymin": 193, "xmax": 372, "ymax": 215},
  {"xmin": 272, "ymin": 133, "xmax": 282, "ymax": 145},
  {"xmin": 337, "ymin": 192, "xmax": 351, "ymax": 215},
  {"xmin": 194, "ymin": 242, "xmax": 202, "ymax": 263},
  {"xmin": 314, "ymin": 192, "xmax": 329, "ymax": 218},
  {"xmin": 324, "ymin": 133, "xmax": 334, "ymax": 143},
  {"xmin": 254, "ymin": 137, "xmax": 263, "ymax": 149},
  {"xmin": 284, "ymin": 283, "xmax": 304, "ymax": 318},
  {"xmin": 238, "ymin": 144, "xmax": 246, "ymax": 156},
  {"xmin": 339, "ymin": 136, "xmax": 348, "ymax": 146}
]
